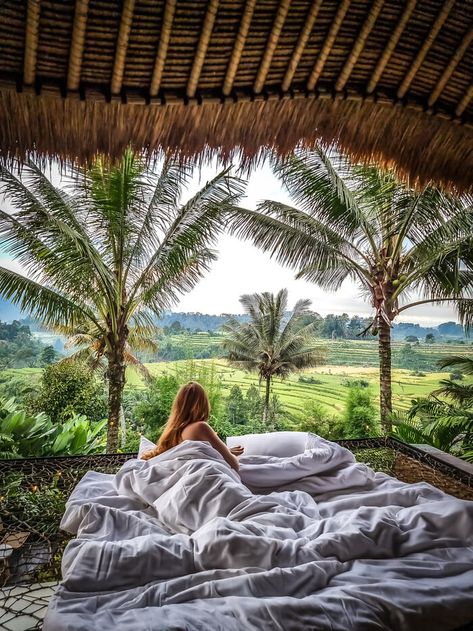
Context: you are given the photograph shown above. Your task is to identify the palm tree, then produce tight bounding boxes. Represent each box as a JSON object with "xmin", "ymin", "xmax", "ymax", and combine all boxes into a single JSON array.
[
  {"xmin": 222, "ymin": 289, "xmax": 323, "ymax": 422},
  {"xmin": 58, "ymin": 320, "xmax": 157, "ymax": 449},
  {"xmin": 228, "ymin": 148, "xmax": 473, "ymax": 431},
  {"xmin": 0, "ymin": 151, "xmax": 244, "ymax": 451}
]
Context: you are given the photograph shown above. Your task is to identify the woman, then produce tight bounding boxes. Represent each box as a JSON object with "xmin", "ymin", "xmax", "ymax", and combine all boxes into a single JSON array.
[{"xmin": 141, "ymin": 381, "xmax": 243, "ymax": 471}]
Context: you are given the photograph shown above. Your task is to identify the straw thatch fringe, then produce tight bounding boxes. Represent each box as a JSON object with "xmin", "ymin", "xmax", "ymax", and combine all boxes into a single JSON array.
[{"xmin": 1, "ymin": 87, "xmax": 472, "ymax": 192}]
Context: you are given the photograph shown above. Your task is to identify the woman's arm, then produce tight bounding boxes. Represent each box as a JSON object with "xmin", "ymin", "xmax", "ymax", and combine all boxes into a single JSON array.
[{"xmin": 184, "ymin": 422, "xmax": 240, "ymax": 471}]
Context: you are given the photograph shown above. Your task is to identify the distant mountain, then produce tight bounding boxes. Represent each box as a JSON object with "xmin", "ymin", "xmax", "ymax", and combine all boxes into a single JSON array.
[{"xmin": 0, "ymin": 295, "xmax": 468, "ymax": 338}]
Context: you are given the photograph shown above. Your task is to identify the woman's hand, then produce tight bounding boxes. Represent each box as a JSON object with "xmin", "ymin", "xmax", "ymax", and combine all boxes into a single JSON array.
[{"xmin": 230, "ymin": 445, "xmax": 244, "ymax": 456}]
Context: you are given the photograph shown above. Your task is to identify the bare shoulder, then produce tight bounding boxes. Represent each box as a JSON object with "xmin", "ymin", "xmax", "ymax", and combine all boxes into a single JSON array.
[{"xmin": 181, "ymin": 421, "xmax": 213, "ymax": 441}]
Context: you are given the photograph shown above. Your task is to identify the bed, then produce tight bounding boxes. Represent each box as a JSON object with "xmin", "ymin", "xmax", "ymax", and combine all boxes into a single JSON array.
[{"xmin": 44, "ymin": 435, "xmax": 473, "ymax": 630}]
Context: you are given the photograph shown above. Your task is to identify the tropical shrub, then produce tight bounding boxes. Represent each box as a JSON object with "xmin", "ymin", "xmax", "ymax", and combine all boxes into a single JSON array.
[
  {"xmin": 391, "ymin": 355, "xmax": 473, "ymax": 462},
  {"xmin": 134, "ymin": 374, "xmax": 180, "ymax": 435},
  {"xmin": 296, "ymin": 400, "xmax": 345, "ymax": 440},
  {"xmin": 0, "ymin": 398, "xmax": 106, "ymax": 458},
  {"xmin": 31, "ymin": 362, "xmax": 107, "ymax": 424},
  {"xmin": 343, "ymin": 387, "xmax": 379, "ymax": 439}
]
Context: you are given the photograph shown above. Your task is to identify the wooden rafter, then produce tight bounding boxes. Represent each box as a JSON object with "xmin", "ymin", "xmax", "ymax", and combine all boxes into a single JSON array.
[
  {"xmin": 67, "ymin": 0, "xmax": 89, "ymax": 91},
  {"xmin": 253, "ymin": 0, "xmax": 292, "ymax": 94},
  {"xmin": 456, "ymin": 83, "xmax": 473, "ymax": 117},
  {"xmin": 428, "ymin": 26, "xmax": 473, "ymax": 107},
  {"xmin": 23, "ymin": 0, "xmax": 41, "ymax": 86},
  {"xmin": 150, "ymin": 0, "xmax": 177, "ymax": 97},
  {"xmin": 187, "ymin": 0, "xmax": 219, "ymax": 98},
  {"xmin": 111, "ymin": 0, "xmax": 136, "ymax": 96},
  {"xmin": 222, "ymin": 0, "xmax": 257, "ymax": 96},
  {"xmin": 307, "ymin": 0, "xmax": 351, "ymax": 91},
  {"xmin": 367, "ymin": 0, "xmax": 417, "ymax": 94},
  {"xmin": 336, "ymin": 0, "xmax": 384, "ymax": 92},
  {"xmin": 397, "ymin": 0, "xmax": 455, "ymax": 99},
  {"xmin": 282, "ymin": 0, "xmax": 323, "ymax": 92}
]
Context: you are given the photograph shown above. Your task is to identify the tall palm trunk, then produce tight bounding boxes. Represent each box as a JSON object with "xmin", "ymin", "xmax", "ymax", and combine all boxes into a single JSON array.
[
  {"xmin": 378, "ymin": 317, "xmax": 392, "ymax": 432},
  {"xmin": 106, "ymin": 336, "xmax": 127, "ymax": 453},
  {"xmin": 263, "ymin": 377, "xmax": 271, "ymax": 424}
]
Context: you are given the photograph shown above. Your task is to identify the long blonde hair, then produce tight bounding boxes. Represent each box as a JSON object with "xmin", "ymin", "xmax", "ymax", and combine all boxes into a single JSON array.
[{"xmin": 141, "ymin": 382, "xmax": 210, "ymax": 460}]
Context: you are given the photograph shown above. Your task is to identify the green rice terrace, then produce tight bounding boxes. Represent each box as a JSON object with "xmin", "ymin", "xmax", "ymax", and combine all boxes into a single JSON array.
[{"xmin": 4, "ymin": 337, "xmax": 470, "ymax": 419}]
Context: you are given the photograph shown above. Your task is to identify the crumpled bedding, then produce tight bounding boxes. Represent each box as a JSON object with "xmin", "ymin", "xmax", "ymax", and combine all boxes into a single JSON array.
[{"xmin": 44, "ymin": 436, "xmax": 473, "ymax": 631}]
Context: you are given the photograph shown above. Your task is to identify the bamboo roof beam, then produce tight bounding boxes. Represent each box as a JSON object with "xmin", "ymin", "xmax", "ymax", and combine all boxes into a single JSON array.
[
  {"xmin": 253, "ymin": 0, "xmax": 292, "ymax": 94},
  {"xmin": 456, "ymin": 83, "xmax": 473, "ymax": 117},
  {"xmin": 428, "ymin": 26, "xmax": 473, "ymax": 107},
  {"xmin": 397, "ymin": 0, "xmax": 455, "ymax": 99},
  {"xmin": 282, "ymin": 0, "xmax": 323, "ymax": 92},
  {"xmin": 149, "ymin": 0, "xmax": 176, "ymax": 97},
  {"xmin": 307, "ymin": 0, "xmax": 351, "ymax": 91},
  {"xmin": 67, "ymin": 0, "xmax": 89, "ymax": 92},
  {"xmin": 336, "ymin": 0, "xmax": 384, "ymax": 92},
  {"xmin": 187, "ymin": 0, "xmax": 219, "ymax": 98},
  {"xmin": 367, "ymin": 0, "xmax": 417, "ymax": 94},
  {"xmin": 111, "ymin": 0, "xmax": 136, "ymax": 96},
  {"xmin": 222, "ymin": 0, "xmax": 257, "ymax": 96},
  {"xmin": 23, "ymin": 0, "xmax": 41, "ymax": 86}
]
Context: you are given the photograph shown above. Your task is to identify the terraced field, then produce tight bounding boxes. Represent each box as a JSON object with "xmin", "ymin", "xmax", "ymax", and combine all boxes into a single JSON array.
[
  {"xmin": 2, "ymin": 337, "xmax": 471, "ymax": 419},
  {"xmin": 161, "ymin": 333, "xmax": 472, "ymax": 368},
  {"xmin": 126, "ymin": 360, "xmax": 465, "ymax": 418}
]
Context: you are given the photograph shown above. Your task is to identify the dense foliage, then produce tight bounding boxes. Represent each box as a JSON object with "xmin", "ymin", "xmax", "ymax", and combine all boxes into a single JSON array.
[
  {"xmin": 31, "ymin": 362, "xmax": 107, "ymax": 424},
  {"xmin": 0, "ymin": 397, "xmax": 106, "ymax": 458},
  {"xmin": 392, "ymin": 355, "xmax": 473, "ymax": 462}
]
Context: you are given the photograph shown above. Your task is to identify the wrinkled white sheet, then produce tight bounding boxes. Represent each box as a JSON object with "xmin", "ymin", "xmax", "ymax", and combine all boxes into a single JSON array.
[{"xmin": 44, "ymin": 437, "xmax": 473, "ymax": 631}]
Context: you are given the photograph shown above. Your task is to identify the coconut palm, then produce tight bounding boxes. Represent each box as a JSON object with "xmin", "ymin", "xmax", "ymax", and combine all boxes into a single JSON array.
[
  {"xmin": 0, "ymin": 151, "xmax": 244, "ymax": 451},
  {"xmin": 228, "ymin": 148, "xmax": 473, "ymax": 431},
  {"xmin": 222, "ymin": 289, "xmax": 323, "ymax": 423}
]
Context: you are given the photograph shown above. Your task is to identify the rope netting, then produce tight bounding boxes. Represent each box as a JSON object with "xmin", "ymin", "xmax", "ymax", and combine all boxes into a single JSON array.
[{"xmin": 0, "ymin": 440, "xmax": 472, "ymax": 630}]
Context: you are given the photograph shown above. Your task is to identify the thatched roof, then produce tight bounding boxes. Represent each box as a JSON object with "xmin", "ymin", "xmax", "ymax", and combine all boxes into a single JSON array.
[{"xmin": 0, "ymin": 0, "xmax": 472, "ymax": 190}]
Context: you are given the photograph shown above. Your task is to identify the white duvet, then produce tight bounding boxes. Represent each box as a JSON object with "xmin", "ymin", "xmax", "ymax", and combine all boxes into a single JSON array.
[{"xmin": 44, "ymin": 437, "xmax": 473, "ymax": 630}]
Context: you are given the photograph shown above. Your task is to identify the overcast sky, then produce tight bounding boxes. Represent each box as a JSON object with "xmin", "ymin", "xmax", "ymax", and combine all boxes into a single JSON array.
[
  {"xmin": 174, "ymin": 163, "xmax": 457, "ymax": 325},
  {"xmin": 0, "ymin": 160, "xmax": 458, "ymax": 326}
]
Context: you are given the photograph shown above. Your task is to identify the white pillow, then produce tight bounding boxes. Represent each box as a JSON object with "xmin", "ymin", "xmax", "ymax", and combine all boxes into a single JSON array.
[
  {"xmin": 138, "ymin": 435, "xmax": 156, "ymax": 458},
  {"xmin": 226, "ymin": 431, "xmax": 311, "ymax": 457}
]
